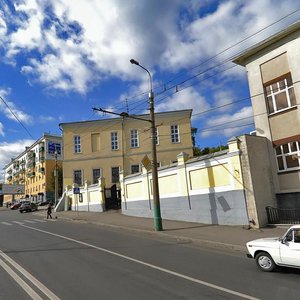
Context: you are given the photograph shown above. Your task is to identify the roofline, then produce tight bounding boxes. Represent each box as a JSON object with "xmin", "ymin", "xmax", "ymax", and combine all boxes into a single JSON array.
[
  {"xmin": 59, "ymin": 109, "xmax": 193, "ymax": 127},
  {"xmin": 233, "ymin": 21, "xmax": 300, "ymax": 66}
]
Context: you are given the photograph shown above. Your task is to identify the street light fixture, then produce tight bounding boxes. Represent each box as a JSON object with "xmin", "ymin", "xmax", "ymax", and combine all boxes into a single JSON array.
[{"xmin": 130, "ymin": 58, "xmax": 163, "ymax": 231}]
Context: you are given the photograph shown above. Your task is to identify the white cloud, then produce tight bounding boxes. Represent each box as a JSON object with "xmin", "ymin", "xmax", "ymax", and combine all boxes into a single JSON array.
[
  {"xmin": 156, "ymin": 87, "xmax": 210, "ymax": 117},
  {"xmin": 1, "ymin": 0, "xmax": 299, "ymax": 95},
  {"xmin": 0, "ymin": 88, "xmax": 33, "ymax": 124},
  {"xmin": 201, "ymin": 106, "xmax": 254, "ymax": 138},
  {"xmin": 0, "ymin": 122, "xmax": 4, "ymax": 136},
  {"xmin": 38, "ymin": 115, "xmax": 56, "ymax": 123}
]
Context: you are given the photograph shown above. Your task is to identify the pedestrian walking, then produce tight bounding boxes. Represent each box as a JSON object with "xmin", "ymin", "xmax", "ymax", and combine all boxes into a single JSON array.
[{"xmin": 47, "ymin": 203, "xmax": 52, "ymax": 219}]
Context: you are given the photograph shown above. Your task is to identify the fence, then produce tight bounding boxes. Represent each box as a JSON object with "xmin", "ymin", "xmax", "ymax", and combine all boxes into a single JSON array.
[{"xmin": 266, "ymin": 206, "xmax": 300, "ymax": 224}]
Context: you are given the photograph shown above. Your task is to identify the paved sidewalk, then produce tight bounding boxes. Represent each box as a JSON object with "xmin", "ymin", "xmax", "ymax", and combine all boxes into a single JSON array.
[{"xmin": 40, "ymin": 209, "xmax": 290, "ymax": 252}]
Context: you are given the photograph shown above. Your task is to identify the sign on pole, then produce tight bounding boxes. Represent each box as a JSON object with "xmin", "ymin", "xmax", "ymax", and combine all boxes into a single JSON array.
[
  {"xmin": 73, "ymin": 187, "xmax": 80, "ymax": 194},
  {"xmin": 142, "ymin": 155, "xmax": 151, "ymax": 171}
]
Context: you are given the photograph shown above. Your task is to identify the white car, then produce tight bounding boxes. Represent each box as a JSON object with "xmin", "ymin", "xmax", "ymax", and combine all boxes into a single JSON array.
[{"xmin": 246, "ymin": 225, "xmax": 300, "ymax": 271}]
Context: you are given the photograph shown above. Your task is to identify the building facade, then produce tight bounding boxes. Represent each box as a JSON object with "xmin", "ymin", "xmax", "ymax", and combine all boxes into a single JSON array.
[
  {"xmin": 60, "ymin": 110, "xmax": 193, "ymax": 189},
  {"xmin": 3, "ymin": 134, "xmax": 63, "ymax": 204},
  {"xmin": 233, "ymin": 21, "xmax": 300, "ymax": 209}
]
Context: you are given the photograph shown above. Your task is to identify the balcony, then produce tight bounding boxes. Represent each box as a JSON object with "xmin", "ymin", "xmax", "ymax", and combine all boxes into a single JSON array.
[
  {"xmin": 39, "ymin": 156, "xmax": 45, "ymax": 162},
  {"xmin": 27, "ymin": 172, "xmax": 35, "ymax": 178},
  {"xmin": 27, "ymin": 151, "xmax": 36, "ymax": 159},
  {"xmin": 27, "ymin": 162, "xmax": 36, "ymax": 169},
  {"xmin": 20, "ymin": 159, "xmax": 26, "ymax": 166}
]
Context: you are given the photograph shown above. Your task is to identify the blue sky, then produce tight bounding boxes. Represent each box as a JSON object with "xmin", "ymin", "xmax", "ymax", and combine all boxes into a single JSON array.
[{"xmin": 0, "ymin": 0, "xmax": 300, "ymax": 175}]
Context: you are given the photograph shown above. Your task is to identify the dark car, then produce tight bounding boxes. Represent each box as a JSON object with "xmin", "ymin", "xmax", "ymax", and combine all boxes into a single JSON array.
[
  {"xmin": 10, "ymin": 202, "xmax": 22, "ymax": 210},
  {"xmin": 19, "ymin": 202, "xmax": 38, "ymax": 213}
]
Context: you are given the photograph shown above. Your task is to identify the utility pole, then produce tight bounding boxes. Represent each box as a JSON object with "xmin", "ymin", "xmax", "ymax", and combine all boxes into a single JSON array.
[
  {"xmin": 93, "ymin": 104, "xmax": 163, "ymax": 231},
  {"xmin": 54, "ymin": 148, "xmax": 58, "ymax": 207},
  {"xmin": 130, "ymin": 58, "xmax": 163, "ymax": 231}
]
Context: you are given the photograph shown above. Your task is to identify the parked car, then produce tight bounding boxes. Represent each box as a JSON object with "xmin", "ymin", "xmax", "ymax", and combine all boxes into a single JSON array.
[
  {"xmin": 19, "ymin": 202, "xmax": 38, "ymax": 213},
  {"xmin": 246, "ymin": 225, "xmax": 300, "ymax": 272},
  {"xmin": 10, "ymin": 202, "xmax": 22, "ymax": 210}
]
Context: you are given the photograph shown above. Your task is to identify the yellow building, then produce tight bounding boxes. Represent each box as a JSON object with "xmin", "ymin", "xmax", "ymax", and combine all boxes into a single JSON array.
[
  {"xmin": 3, "ymin": 134, "xmax": 62, "ymax": 204},
  {"xmin": 60, "ymin": 110, "xmax": 193, "ymax": 189}
]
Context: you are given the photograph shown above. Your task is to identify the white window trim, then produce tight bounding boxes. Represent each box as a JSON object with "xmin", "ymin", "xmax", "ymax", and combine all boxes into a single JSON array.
[
  {"xmin": 130, "ymin": 129, "xmax": 139, "ymax": 148},
  {"xmin": 131, "ymin": 164, "xmax": 140, "ymax": 174},
  {"xmin": 171, "ymin": 124, "xmax": 180, "ymax": 143},
  {"xmin": 155, "ymin": 127, "xmax": 159, "ymax": 145},
  {"xmin": 111, "ymin": 132, "xmax": 119, "ymax": 150},
  {"xmin": 73, "ymin": 169, "xmax": 83, "ymax": 186},
  {"xmin": 275, "ymin": 142, "xmax": 300, "ymax": 172},
  {"xmin": 111, "ymin": 166, "xmax": 120, "ymax": 183},
  {"xmin": 265, "ymin": 75, "xmax": 295, "ymax": 115},
  {"xmin": 92, "ymin": 168, "xmax": 102, "ymax": 184},
  {"xmin": 74, "ymin": 135, "xmax": 81, "ymax": 154}
]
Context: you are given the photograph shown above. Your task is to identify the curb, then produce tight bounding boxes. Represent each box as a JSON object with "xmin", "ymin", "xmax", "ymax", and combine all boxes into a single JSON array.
[{"xmin": 42, "ymin": 212, "xmax": 246, "ymax": 252}]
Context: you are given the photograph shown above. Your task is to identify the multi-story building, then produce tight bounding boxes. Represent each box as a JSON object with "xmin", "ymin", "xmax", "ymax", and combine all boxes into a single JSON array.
[
  {"xmin": 233, "ymin": 21, "xmax": 300, "ymax": 209},
  {"xmin": 60, "ymin": 109, "xmax": 193, "ymax": 189},
  {"xmin": 3, "ymin": 133, "xmax": 63, "ymax": 204}
]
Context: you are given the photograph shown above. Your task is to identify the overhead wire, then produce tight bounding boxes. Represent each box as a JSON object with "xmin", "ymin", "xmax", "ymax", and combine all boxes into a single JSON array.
[{"xmin": 0, "ymin": 94, "xmax": 35, "ymax": 140}]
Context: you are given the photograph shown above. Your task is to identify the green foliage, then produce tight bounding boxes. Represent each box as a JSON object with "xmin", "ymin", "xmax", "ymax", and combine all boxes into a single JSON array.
[{"xmin": 193, "ymin": 145, "xmax": 228, "ymax": 157}]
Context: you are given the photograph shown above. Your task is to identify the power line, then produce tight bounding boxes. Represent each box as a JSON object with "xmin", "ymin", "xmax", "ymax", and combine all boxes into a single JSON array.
[
  {"xmin": 124, "ymin": 8, "xmax": 300, "ymax": 111},
  {"xmin": 0, "ymin": 94, "xmax": 35, "ymax": 140}
]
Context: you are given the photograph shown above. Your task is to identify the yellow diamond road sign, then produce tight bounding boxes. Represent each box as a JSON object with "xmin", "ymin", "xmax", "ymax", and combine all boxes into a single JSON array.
[{"xmin": 142, "ymin": 155, "xmax": 151, "ymax": 171}]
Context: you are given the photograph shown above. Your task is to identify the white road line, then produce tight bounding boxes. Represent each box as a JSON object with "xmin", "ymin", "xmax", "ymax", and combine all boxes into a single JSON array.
[
  {"xmin": 1, "ymin": 222, "xmax": 12, "ymax": 226},
  {"xmin": 0, "ymin": 255, "xmax": 43, "ymax": 300},
  {"xmin": 12, "ymin": 221, "xmax": 25, "ymax": 225},
  {"xmin": 32, "ymin": 219, "xmax": 47, "ymax": 223},
  {"xmin": 22, "ymin": 220, "xmax": 36, "ymax": 224},
  {"xmin": 0, "ymin": 250, "xmax": 60, "ymax": 300},
  {"xmin": 21, "ymin": 224, "xmax": 259, "ymax": 300}
]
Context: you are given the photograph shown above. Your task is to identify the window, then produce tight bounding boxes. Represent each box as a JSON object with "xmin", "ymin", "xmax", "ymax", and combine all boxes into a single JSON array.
[
  {"xmin": 74, "ymin": 136, "xmax": 81, "ymax": 153},
  {"xmin": 111, "ymin": 132, "xmax": 118, "ymax": 150},
  {"xmin": 74, "ymin": 170, "xmax": 82, "ymax": 185},
  {"xmin": 275, "ymin": 141, "xmax": 300, "ymax": 172},
  {"xmin": 92, "ymin": 168, "xmax": 101, "ymax": 184},
  {"xmin": 265, "ymin": 73, "xmax": 296, "ymax": 114},
  {"xmin": 171, "ymin": 125, "xmax": 179, "ymax": 143},
  {"xmin": 131, "ymin": 164, "xmax": 140, "ymax": 174},
  {"xmin": 91, "ymin": 133, "xmax": 100, "ymax": 152},
  {"xmin": 130, "ymin": 129, "xmax": 139, "ymax": 148},
  {"xmin": 155, "ymin": 127, "xmax": 159, "ymax": 145},
  {"xmin": 111, "ymin": 167, "xmax": 120, "ymax": 183}
]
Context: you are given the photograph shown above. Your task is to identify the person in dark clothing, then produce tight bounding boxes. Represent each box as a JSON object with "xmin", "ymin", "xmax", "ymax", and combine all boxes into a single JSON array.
[{"xmin": 47, "ymin": 203, "xmax": 52, "ymax": 219}]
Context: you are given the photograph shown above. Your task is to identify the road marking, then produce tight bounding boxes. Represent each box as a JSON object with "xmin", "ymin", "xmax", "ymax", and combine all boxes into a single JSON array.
[
  {"xmin": 23, "ymin": 220, "xmax": 36, "ymax": 224},
  {"xmin": 0, "ymin": 255, "xmax": 43, "ymax": 300},
  {"xmin": 1, "ymin": 222, "xmax": 12, "ymax": 226},
  {"xmin": 22, "ymin": 224, "xmax": 259, "ymax": 300},
  {"xmin": 32, "ymin": 219, "xmax": 47, "ymax": 223},
  {"xmin": 0, "ymin": 250, "xmax": 60, "ymax": 300},
  {"xmin": 12, "ymin": 221, "xmax": 25, "ymax": 225}
]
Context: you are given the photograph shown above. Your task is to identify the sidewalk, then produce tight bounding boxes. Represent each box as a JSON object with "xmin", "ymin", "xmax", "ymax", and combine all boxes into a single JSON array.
[{"xmin": 44, "ymin": 209, "xmax": 289, "ymax": 252}]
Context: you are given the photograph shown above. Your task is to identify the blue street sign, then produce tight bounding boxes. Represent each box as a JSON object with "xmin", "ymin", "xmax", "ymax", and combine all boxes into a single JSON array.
[{"xmin": 73, "ymin": 187, "xmax": 80, "ymax": 194}]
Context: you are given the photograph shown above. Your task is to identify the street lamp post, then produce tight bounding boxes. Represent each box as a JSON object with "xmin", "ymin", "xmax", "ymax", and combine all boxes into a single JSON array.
[{"xmin": 130, "ymin": 59, "xmax": 163, "ymax": 231}]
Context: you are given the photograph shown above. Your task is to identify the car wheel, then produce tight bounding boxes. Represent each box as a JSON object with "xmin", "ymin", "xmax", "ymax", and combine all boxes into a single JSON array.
[{"xmin": 255, "ymin": 252, "xmax": 276, "ymax": 272}]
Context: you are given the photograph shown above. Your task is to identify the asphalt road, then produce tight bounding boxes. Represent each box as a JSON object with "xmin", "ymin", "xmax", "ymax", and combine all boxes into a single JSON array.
[{"xmin": 0, "ymin": 209, "xmax": 299, "ymax": 300}]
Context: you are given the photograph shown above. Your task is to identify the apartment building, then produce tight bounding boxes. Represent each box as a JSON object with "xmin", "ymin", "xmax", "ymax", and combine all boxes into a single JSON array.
[
  {"xmin": 3, "ymin": 134, "xmax": 63, "ymax": 203},
  {"xmin": 233, "ymin": 21, "xmax": 300, "ymax": 209},
  {"xmin": 60, "ymin": 110, "xmax": 193, "ymax": 189}
]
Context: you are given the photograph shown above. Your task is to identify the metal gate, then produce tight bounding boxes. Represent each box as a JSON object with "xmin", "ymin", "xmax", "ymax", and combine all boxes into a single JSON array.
[
  {"xmin": 104, "ymin": 184, "xmax": 121, "ymax": 210},
  {"xmin": 266, "ymin": 206, "xmax": 300, "ymax": 224}
]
